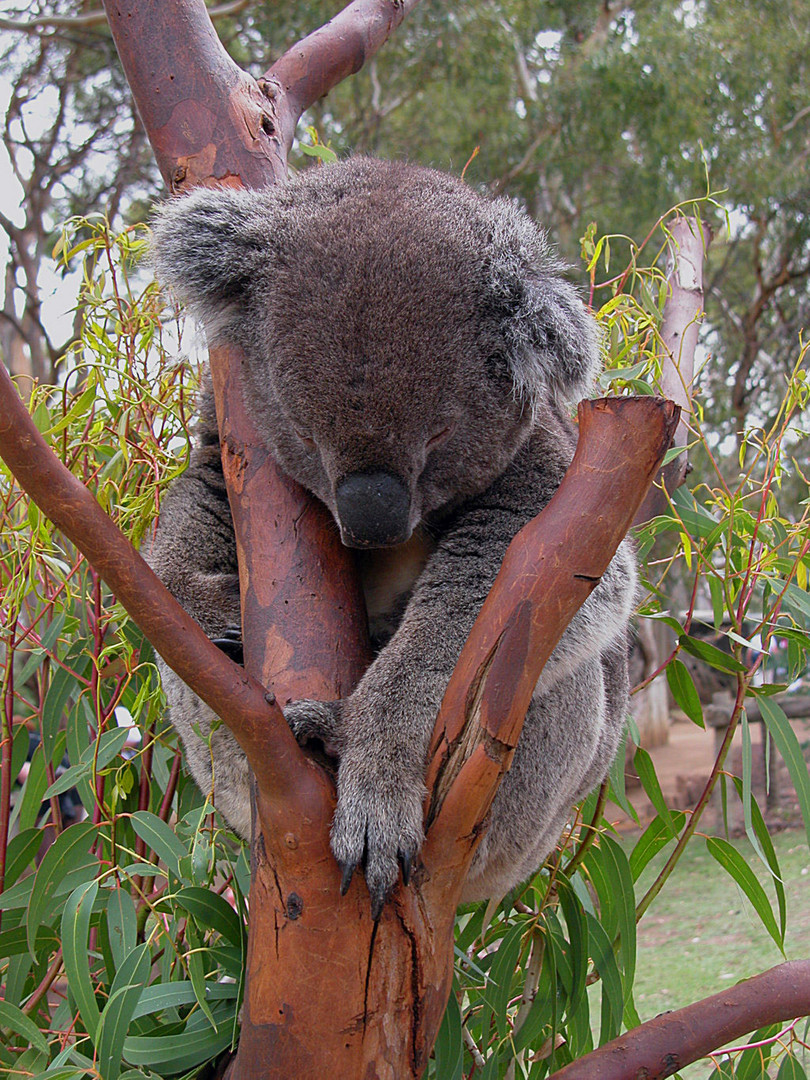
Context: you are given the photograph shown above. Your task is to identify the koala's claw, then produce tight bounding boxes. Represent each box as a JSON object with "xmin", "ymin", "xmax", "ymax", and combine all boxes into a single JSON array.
[
  {"xmin": 212, "ymin": 627, "xmax": 244, "ymax": 666},
  {"xmin": 339, "ymin": 860, "xmax": 356, "ymax": 896},
  {"xmin": 399, "ymin": 850, "xmax": 413, "ymax": 887},
  {"xmin": 370, "ymin": 886, "xmax": 386, "ymax": 923}
]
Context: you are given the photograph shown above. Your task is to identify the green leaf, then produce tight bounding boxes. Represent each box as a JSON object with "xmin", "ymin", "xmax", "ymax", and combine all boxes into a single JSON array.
[
  {"xmin": 42, "ymin": 651, "xmax": 92, "ymax": 764},
  {"xmin": 10, "ymin": 722, "xmax": 30, "ymax": 792},
  {"xmin": 784, "ymin": 582, "xmax": 810, "ymax": 622},
  {"xmin": 679, "ymin": 634, "xmax": 746, "ymax": 673},
  {"xmin": 756, "ymin": 694, "xmax": 810, "ymax": 848},
  {"xmin": 0, "ymin": 925, "xmax": 60, "ymax": 960},
  {"xmin": 96, "ymin": 944, "xmax": 151, "ymax": 1080},
  {"xmin": 487, "ymin": 921, "xmax": 525, "ymax": 1040},
  {"xmin": 30, "ymin": 1069, "xmax": 90, "ymax": 1080},
  {"xmin": 130, "ymin": 811, "xmax": 188, "ymax": 879},
  {"xmin": 123, "ymin": 1012, "xmax": 234, "ymax": 1071},
  {"xmin": 171, "ymin": 886, "xmax": 245, "ymax": 947},
  {"xmin": 666, "ymin": 658, "xmax": 704, "ymax": 727},
  {"xmin": 734, "ymin": 1023, "xmax": 780, "ymax": 1080},
  {"xmin": 44, "ymin": 726, "xmax": 131, "ymax": 799},
  {"xmin": 557, "ymin": 880, "xmax": 589, "ymax": 1018},
  {"xmin": 131, "ymin": 981, "xmax": 237, "ymax": 1021},
  {"xmin": 584, "ymin": 912, "xmax": 623, "ymax": 1045},
  {"xmin": 433, "ymin": 984, "xmax": 464, "ymax": 1080},
  {"xmin": 600, "ymin": 835, "xmax": 637, "ymax": 1009},
  {"xmin": 106, "ymin": 885, "xmax": 138, "ymax": 970},
  {"xmin": 184, "ymin": 918, "xmax": 217, "ymax": 1030},
  {"xmin": 708, "ymin": 574, "xmax": 726, "ymax": 630},
  {"xmin": 62, "ymin": 879, "xmax": 101, "ymax": 1038},
  {"xmin": 4, "ymin": 828, "xmax": 46, "ymax": 888},
  {"xmin": 0, "ymin": 998, "xmax": 50, "ymax": 1053},
  {"xmin": 730, "ymin": 776, "xmax": 786, "ymax": 943},
  {"xmin": 777, "ymin": 1055, "xmax": 808, "ymax": 1080},
  {"xmin": 16, "ymin": 739, "xmax": 50, "ymax": 831},
  {"xmin": 27, "ymin": 820, "xmax": 97, "ymax": 957},
  {"xmin": 705, "ymin": 838, "xmax": 783, "ymax": 953},
  {"xmin": 629, "ymin": 811, "xmax": 686, "ymax": 881},
  {"xmin": 607, "ymin": 728, "xmax": 638, "ymax": 822},
  {"xmin": 633, "ymin": 747, "xmax": 677, "ymax": 837}
]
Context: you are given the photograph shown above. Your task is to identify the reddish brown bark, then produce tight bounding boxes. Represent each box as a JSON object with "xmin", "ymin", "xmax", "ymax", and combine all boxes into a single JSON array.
[
  {"xmin": 549, "ymin": 960, "xmax": 810, "ymax": 1080},
  {"xmin": 425, "ymin": 397, "xmax": 680, "ymax": 851}
]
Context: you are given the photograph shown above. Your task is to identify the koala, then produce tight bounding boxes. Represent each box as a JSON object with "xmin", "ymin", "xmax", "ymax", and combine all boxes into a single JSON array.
[{"xmin": 147, "ymin": 157, "xmax": 637, "ymax": 916}]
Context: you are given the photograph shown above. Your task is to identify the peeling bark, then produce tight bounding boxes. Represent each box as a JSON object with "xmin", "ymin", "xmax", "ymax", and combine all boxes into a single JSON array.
[{"xmin": 636, "ymin": 215, "xmax": 712, "ymax": 523}]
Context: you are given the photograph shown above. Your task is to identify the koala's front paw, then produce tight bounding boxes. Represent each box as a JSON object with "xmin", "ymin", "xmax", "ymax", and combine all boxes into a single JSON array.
[
  {"xmin": 331, "ymin": 757, "xmax": 425, "ymax": 920},
  {"xmin": 284, "ymin": 699, "xmax": 343, "ymax": 758}
]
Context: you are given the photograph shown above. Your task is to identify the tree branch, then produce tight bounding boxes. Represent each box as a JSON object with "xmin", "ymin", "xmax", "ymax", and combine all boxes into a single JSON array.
[
  {"xmin": 548, "ymin": 960, "xmax": 810, "ymax": 1080},
  {"xmin": 265, "ymin": 0, "xmax": 423, "ymax": 157}
]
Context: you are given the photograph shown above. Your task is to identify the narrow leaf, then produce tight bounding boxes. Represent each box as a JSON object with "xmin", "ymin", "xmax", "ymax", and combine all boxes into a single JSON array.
[
  {"xmin": 433, "ymin": 984, "xmax": 464, "ymax": 1080},
  {"xmin": 107, "ymin": 885, "xmax": 138, "ymax": 970},
  {"xmin": 0, "ymin": 998, "xmax": 50, "ymax": 1053},
  {"xmin": 171, "ymin": 887, "xmax": 244, "ymax": 946},
  {"xmin": 634, "ymin": 748, "xmax": 677, "ymax": 837},
  {"xmin": 96, "ymin": 943, "xmax": 151, "ymax": 1080},
  {"xmin": 679, "ymin": 634, "xmax": 746, "ymax": 673},
  {"xmin": 705, "ymin": 838, "xmax": 783, "ymax": 953},
  {"xmin": 666, "ymin": 658, "xmax": 704, "ymax": 727},
  {"xmin": 130, "ymin": 811, "xmax": 187, "ymax": 878},
  {"xmin": 27, "ymin": 820, "xmax": 96, "ymax": 957},
  {"xmin": 62, "ymin": 879, "xmax": 101, "ymax": 1038},
  {"xmin": 629, "ymin": 811, "xmax": 686, "ymax": 881},
  {"xmin": 757, "ymin": 695, "xmax": 810, "ymax": 848}
]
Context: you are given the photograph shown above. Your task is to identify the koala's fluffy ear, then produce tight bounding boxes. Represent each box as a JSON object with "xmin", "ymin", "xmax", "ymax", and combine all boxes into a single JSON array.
[
  {"xmin": 150, "ymin": 187, "xmax": 274, "ymax": 338},
  {"xmin": 485, "ymin": 202, "xmax": 600, "ymax": 407}
]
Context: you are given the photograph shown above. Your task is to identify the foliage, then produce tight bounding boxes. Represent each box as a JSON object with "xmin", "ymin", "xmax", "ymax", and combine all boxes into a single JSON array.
[
  {"xmin": 0, "ymin": 220, "xmax": 249, "ymax": 1079},
  {"xmin": 0, "ymin": 210, "xmax": 809, "ymax": 1079}
]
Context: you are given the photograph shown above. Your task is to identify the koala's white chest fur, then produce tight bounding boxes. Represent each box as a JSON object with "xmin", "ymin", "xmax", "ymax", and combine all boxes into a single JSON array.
[{"xmin": 356, "ymin": 528, "xmax": 436, "ymax": 643}]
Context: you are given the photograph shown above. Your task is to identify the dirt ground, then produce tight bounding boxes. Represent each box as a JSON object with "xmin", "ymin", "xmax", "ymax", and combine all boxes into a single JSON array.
[{"xmin": 613, "ymin": 711, "xmax": 810, "ymax": 835}]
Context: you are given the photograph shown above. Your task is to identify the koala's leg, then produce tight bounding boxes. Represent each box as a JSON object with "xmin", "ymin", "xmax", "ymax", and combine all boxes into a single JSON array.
[
  {"xmin": 461, "ymin": 635, "xmax": 631, "ymax": 902},
  {"xmin": 287, "ymin": 440, "xmax": 637, "ymax": 915},
  {"xmin": 146, "ymin": 442, "xmax": 252, "ymax": 839}
]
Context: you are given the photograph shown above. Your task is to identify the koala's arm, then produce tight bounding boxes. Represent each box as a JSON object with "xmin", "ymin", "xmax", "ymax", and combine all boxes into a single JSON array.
[
  {"xmin": 289, "ymin": 429, "xmax": 636, "ymax": 914},
  {"xmin": 146, "ymin": 427, "xmax": 241, "ymax": 639},
  {"xmin": 145, "ymin": 426, "xmax": 254, "ymax": 838}
]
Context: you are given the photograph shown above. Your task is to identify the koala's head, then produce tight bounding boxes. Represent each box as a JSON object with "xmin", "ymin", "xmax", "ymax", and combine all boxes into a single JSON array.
[{"xmin": 152, "ymin": 158, "xmax": 599, "ymax": 548}]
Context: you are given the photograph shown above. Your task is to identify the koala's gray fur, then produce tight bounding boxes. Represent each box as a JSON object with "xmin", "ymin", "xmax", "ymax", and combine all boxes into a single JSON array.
[{"xmin": 147, "ymin": 158, "xmax": 637, "ymax": 913}]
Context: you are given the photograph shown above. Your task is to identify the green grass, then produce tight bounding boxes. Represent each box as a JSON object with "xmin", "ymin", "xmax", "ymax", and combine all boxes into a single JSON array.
[{"xmin": 626, "ymin": 827, "xmax": 810, "ymax": 1076}]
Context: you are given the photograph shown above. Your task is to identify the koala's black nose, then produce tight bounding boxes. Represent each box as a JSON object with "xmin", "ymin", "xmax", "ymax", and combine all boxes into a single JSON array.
[{"xmin": 335, "ymin": 471, "xmax": 411, "ymax": 548}]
